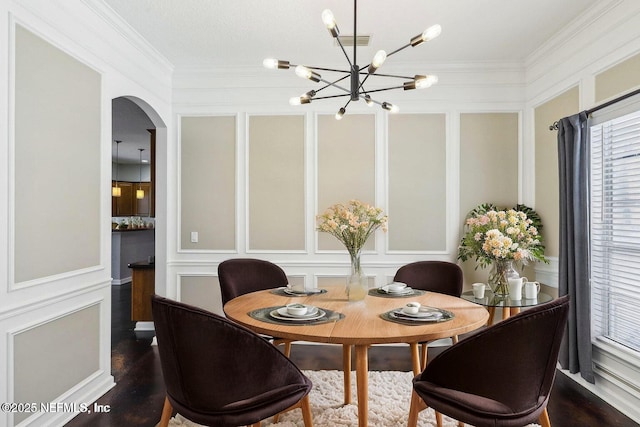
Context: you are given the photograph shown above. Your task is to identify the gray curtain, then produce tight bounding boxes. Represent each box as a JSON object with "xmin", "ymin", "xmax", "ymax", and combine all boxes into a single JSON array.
[{"xmin": 557, "ymin": 111, "xmax": 594, "ymax": 383}]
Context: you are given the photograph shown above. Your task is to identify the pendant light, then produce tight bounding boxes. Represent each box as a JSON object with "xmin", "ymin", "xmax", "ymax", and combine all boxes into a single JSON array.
[
  {"xmin": 264, "ymin": 0, "xmax": 441, "ymax": 119},
  {"xmin": 136, "ymin": 148, "xmax": 145, "ymax": 199},
  {"xmin": 112, "ymin": 140, "xmax": 122, "ymax": 197}
]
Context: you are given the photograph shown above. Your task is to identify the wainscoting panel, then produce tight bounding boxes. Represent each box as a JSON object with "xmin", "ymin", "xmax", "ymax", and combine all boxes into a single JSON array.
[
  {"xmin": 317, "ymin": 114, "xmax": 376, "ymax": 251},
  {"xmin": 180, "ymin": 115, "xmax": 237, "ymax": 251},
  {"xmin": 248, "ymin": 115, "xmax": 305, "ymax": 251},
  {"xmin": 388, "ymin": 113, "xmax": 447, "ymax": 251},
  {"xmin": 13, "ymin": 24, "xmax": 101, "ymax": 285}
]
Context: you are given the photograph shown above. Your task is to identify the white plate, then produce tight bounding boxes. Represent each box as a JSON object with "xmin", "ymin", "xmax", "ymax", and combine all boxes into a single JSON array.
[
  {"xmin": 277, "ymin": 306, "xmax": 319, "ymax": 317},
  {"xmin": 271, "ymin": 307, "xmax": 325, "ymax": 321},
  {"xmin": 380, "ymin": 285, "xmax": 413, "ymax": 295},
  {"xmin": 392, "ymin": 308, "xmax": 444, "ymax": 320},
  {"xmin": 283, "ymin": 287, "xmax": 324, "ymax": 295}
]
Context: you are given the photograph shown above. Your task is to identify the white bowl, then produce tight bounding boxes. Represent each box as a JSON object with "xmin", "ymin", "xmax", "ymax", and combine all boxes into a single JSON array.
[
  {"xmin": 386, "ymin": 282, "xmax": 407, "ymax": 293},
  {"xmin": 402, "ymin": 302, "xmax": 421, "ymax": 315},
  {"xmin": 286, "ymin": 303, "xmax": 308, "ymax": 316}
]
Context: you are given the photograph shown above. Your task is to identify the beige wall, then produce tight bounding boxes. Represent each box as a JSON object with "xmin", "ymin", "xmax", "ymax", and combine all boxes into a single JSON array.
[
  {"xmin": 534, "ymin": 87, "xmax": 579, "ymax": 258},
  {"xmin": 248, "ymin": 115, "xmax": 305, "ymax": 250},
  {"xmin": 180, "ymin": 276, "xmax": 223, "ymax": 315},
  {"xmin": 595, "ymin": 52, "xmax": 640, "ymax": 103},
  {"xmin": 317, "ymin": 114, "xmax": 376, "ymax": 251},
  {"xmin": 459, "ymin": 113, "xmax": 519, "ymax": 283},
  {"xmin": 14, "ymin": 25, "xmax": 101, "ymax": 283},
  {"xmin": 180, "ymin": 116, "xmax": 236, "ymax": 250},
  {"xmin": 13, "ymin": 305, "xmax": 100, "ymax": 424},
  {"xmin": 388, "ymin": 114, "xmax": 447, "ymax": 251}
]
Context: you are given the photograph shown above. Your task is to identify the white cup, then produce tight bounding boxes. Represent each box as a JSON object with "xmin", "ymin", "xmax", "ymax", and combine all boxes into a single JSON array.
[
  {"xmin": 472, "ymin": 282, "xmax": 486, "ymax": 299},
  {"xmin": 525, "ymin": 281, "xmax": 541, "ymax": 299},
  {"xmin": 507, "ymin": 276, "xmax": 527, "ymax": 300},
  {"xmin": 403, "ymin": 302, "xmax": 421, "ymax": 315}
]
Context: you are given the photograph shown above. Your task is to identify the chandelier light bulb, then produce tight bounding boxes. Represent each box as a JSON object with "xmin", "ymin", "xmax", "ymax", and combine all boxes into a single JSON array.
[
  {"xmin": 382, "ymin": 102, "xmax": 399, "ymax": 113},
  {"xmin": 335, "ymin": 107, "xmax": 346, "ymax": 120},
  {"xmin": 322, "ymin": 9, "xmax": 336, "ymax": 29},
  {"xmin": 295, "ymin": 65, "xmax": 321, "ymax": 82},
  {"xmin": 368, "ymin": 50, "xmax": 387, "ymax": 73},
  {"xmin": 364, "ymin": 95, "xmax": 374, "ymax": 106},
  {"xmin": 263, "ymin": 58, "xmax": 278, "ymax": 69},
  {"xmin": 290, "ymin": 94, "xmax": 311, "ymax": 105},
  {"xmin": 421, "ymin": 24, "xmax": 442, "ymax": 42},
  {"xmin": 263, "ymin": 58, "xmax": 289, "ymax": 69},
  {"xmin": 322, "ymin": 9, "xmax": 339, "ymax": 37},
  {"xmin": 411, "ymin": 24, "xmax": 442, "ymax": 47},
  {"xmin": 415, "ymin": 74, "xmax": 438, "ymax": 89}
]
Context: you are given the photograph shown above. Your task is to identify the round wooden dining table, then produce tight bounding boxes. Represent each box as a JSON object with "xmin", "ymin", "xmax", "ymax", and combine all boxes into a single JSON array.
[{"xmin": 224, "ymin": 286, "xmax": 488, "ymax": 427}]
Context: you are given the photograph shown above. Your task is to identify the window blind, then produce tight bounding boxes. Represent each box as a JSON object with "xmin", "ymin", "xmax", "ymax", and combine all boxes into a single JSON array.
[{"xmin": 590, "ymin": 108, "xmax": 640, "ymax": 353}]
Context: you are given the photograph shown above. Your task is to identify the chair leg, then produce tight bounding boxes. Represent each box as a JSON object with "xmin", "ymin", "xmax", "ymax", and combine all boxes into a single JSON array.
[
  {"xmin": 435, "ymin": 411, "xmax": 443, "ymax": 427},
  {"xmin": 300, "ymin": 394, "xmax": 314, "ymax": 427},
  {"xmin": 407, "ymin": 390, "xmax": 427, "ymax": 427},
  {"xmin": 539, "ymin": 408, "xmax": 551, "ymax": 427},
  {"xmin": 159, "ymin": 396, "xmax": 173, "ymax": 427},
  {"xmin": 272, "ymin": 339, "xmax": 293, "ymax": 358},
  {"xmin": 420, "ymin": 343, "xmax": 428, "ymax": 371},
  {"xmin": 274, "ymin": 395, "xmax": 313, "ymax": 427}
]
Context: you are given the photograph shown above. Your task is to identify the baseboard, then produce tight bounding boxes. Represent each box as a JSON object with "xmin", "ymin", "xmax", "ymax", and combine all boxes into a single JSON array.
[
  {"xmin": 17, "ymin": 371, "xmax": 115, "ymax": 426},
  {"xmin": 559, "ymin": 368, "xmax": 640, "ymax": 423},
  {"xmin": 134, "ymin": 321, "xmax": 155, "ymax": 331},
  {"xmin": 111, "ymin": 277, "xmax": 131, "ymax": 286}
]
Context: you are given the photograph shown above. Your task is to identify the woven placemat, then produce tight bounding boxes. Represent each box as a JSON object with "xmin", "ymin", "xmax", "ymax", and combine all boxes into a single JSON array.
[
  {"xmin": 249, "ymin": 306, "xmax": 344, "ymax": 326},
  {"xmin": 368, "ymin": 288, "xmax": 426, "ymax": 298},
  {"xmin": 380, "ymin": 307, "xmax": 454, "ymax": 326},
  {"xmin": 270, "ymin": 287, "xmax": 328, "ymax": 297}
]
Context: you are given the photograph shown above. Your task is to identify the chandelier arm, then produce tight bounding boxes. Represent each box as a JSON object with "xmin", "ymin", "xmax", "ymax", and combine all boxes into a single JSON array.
[
  {"xmin": 311, "ymin": 93, "xmax": 353, "ymax": 101},
  {"xmin": 310, "ymin": 74, "xmax": 351, "ymax": 96},
  {"xmin": 360, "ymin": 72, "xmax": 415, "ymax": 80},
  {"xmin": 357, "ymin": 73, "xmax": 371, "ymax": 93},
  {"xmin": 334, "ymin": 37, "xmax": 354, "ymax": 69},
  {"xmin": 318, "ymin": 77, "xmax": 352, "ymax": 95},
  {"xmin": 358, "ymin": 85, "xmax": 405, "ymax": 94},
  {"xmin": 386, "ymin": 43, "xmax": 412, "ymax": 58},
  {"xmin": 304, "ymin": 66, "xmax": 351, "ymax": 73}
]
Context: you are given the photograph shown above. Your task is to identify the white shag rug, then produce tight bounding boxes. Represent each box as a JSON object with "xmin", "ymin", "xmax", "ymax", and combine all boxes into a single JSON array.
[{"xmin": 165, "ymin": 370, "xmax": 541, "ymax": 427}]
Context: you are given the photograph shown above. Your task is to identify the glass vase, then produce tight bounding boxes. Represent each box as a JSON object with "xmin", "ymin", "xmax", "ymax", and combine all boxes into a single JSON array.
[
  {"xmin": 488, "ymin": 259, "xmax": 518, "ymax": 297},
  {"xmin": 347, "ymin": 250, "xmax": 368, "ymax": 301}
]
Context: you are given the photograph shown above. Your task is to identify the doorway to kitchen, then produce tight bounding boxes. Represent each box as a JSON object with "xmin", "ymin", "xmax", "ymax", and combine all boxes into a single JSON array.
[{"xmin": 111, "ymin": 96, "xmax": 165, "ymax": 335}]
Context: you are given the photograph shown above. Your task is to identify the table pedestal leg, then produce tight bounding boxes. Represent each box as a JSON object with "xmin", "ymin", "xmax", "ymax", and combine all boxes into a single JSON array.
[
  {"xmin": 343, "ymin": 344, "xmax": 351, "ymax": 404},
  {"xmin": 487, "ymin": 307, "xmax": 495, "ymax": 325},
  {"xmin": 355, "ymin": 344, "xmax": 369, "ymax": 427},
  {"xmin": 410, "ymin": 342, "xmax": 421, "ymax": 375}
]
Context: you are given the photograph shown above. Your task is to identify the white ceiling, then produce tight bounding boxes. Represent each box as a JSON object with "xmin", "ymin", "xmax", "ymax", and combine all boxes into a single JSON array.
[
  {"xmin": 107, "ymin": 0, "xmax": 602, "ymax": 162},
  {"xmin": 104, "ymin": 0, "xmax": 601, "ymax": 68}
]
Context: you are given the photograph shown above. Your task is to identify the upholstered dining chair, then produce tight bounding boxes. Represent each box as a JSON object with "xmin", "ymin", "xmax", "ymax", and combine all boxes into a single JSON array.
[
  {"xmin": 218, "ymin": 258, "xmax": 294, "ymax": 356},
  {"xmin": 393, "ymin": 261, "xmax": 464, "ymax": 370},
  {"xmin": 152, "ymin": 295, "xmax": 314, "ymax": 427},
  {"xmin": 408, "ymin": 295, "xmax": 570, "ymax": 427}
]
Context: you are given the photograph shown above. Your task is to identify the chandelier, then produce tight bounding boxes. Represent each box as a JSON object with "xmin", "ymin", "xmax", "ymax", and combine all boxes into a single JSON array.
[{"xmin": 263, "ymin": 0, "xmax": 441, "ymax": 119}]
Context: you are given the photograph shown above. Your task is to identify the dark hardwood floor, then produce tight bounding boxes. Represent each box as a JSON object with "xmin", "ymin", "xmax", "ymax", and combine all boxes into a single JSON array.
[{"xmin": 65, "ymin": 285, "xmax": 639, "ymax": 427}]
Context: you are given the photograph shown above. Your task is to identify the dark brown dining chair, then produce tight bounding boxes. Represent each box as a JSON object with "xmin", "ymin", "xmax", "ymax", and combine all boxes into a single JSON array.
[
  {"xmin": 218, "ymin": 258, "xmax": 294, "ymax": 355},
  {"xmin": 393, "ymin": 261, "xmax": 464, "ymax": 370},
  {"xmin": 152, "ymin": 295, "xmax": 313, "ymax": 427},
  {"xmin": 408, "ymin": 295, "xmax": 570, "ymax": 427},
  {"xmin": 218, "ymin": 258, "xmax": 353, "ymax": 405}
]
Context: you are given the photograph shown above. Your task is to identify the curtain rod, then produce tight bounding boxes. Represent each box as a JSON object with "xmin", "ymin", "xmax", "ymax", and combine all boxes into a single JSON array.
[{"xmin": 549, "ymin": 87, "xmax": 640, "ymax": 131}]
